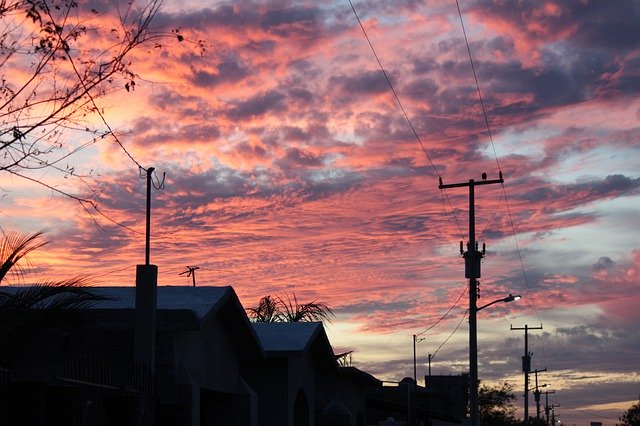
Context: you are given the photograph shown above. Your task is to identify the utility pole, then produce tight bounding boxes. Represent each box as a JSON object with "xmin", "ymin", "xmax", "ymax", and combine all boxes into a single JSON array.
[
  {"xmin": 428, "ymin": 353, "xmax": 432, "ymax": 376},
  {"xmin": 543, "ymin": 391, "xmax": 556, "ymax": 425},
  {"xmin": 511, "ymin": 324, "xmax": 543, "ymax": 426},
  {"xmin": 412, "ymin": 335, "xmax": 424, "ymax": 384},
  {"xmin": 533, "ymin": 368, "xmax": 548, "ymax": 424},
  {"xmin": 413, "ymin": 335, "xmax": 417, "ymax": 384},
  {"xmin": 438, "ymin": 172, "xmax": 503, "ymax": 426}
]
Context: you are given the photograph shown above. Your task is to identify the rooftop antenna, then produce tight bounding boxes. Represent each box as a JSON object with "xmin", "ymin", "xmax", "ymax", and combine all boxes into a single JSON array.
[{"xmin": 179, "ymin": 266, "xmax": 200, "ymax": 287}]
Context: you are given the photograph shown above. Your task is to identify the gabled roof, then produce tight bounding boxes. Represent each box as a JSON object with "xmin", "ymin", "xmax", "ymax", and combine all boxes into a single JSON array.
[
  {"xmin": 253, "ymin": 322, "xmax": 321, "ymax": 352},
  {"xmin": 95, "ymin": 285, "xmax": 264, "ymax": 358},
  {"xmin": 3, "ymin": 285, "xmax": 265, "ymax": 358},
  {"xmin": 252, "ymin": 322, "xmax": 337, "ymax": 369},
  {"xmin": 91, "ymin": 286, "xmax": 230, "ymax": 322}
]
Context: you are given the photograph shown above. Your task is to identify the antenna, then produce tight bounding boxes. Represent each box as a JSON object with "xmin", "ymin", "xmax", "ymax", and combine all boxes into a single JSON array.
[{"xmin": 179, "ymin": 266, "xmax": 200, "ymax": 287}]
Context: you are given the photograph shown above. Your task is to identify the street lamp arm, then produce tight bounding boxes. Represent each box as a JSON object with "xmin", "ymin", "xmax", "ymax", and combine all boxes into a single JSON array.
[{"xmin": 476, "ymin": 294, "xmax": 521, "ymax": 312}]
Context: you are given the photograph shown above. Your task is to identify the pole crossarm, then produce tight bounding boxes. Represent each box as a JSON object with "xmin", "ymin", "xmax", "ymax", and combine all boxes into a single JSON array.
[{"xmin": 438, "ymin": 177, "xmax": 504, "ymax": 190}]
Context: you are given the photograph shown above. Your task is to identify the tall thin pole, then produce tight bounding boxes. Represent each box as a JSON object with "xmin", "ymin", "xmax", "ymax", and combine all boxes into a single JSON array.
[
  {"xmin": 511, "ymin": 324, "xmax": 543, "ymax": 426},
  {"xmin": 544, "ymin": 390, "xmax": 555, "ymax": 425},
  {"xmin": 535, "ymin": 370, "xmax": 541, "ymax": 424},
  {"xmin": 413, "ymin": 335, "xmax": 417, "ymax": 384},
  {"xmin": 468, "ymin": 180, "xmax": 479, "ymax": 426},
  {"xmin": 144, "ymin": 166, "xmax": 154, "ymax": 265},
  {"xmin": 533, "ymin": 368, "xmax": 547, "ymax": 425},
  {"xmin": 439, "ymin": 173, "xmax": 503, "ymax": 426}
]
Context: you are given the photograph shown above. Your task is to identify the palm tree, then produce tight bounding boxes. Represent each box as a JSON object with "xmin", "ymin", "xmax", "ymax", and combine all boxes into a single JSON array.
[
  {"xmin": 278, "ymin": 292, "xmax": 334, "ymax": 322},
  {"xmin": 0, "ymin": 229, "xmax": 110, "ymax": 358},
  {"xmin": 247, "ymin": 291, "xmax": 334, "ymax": 323},
  {"xmin": 246, "ymin": 294, "xmax": 280, "ymax": 322}
]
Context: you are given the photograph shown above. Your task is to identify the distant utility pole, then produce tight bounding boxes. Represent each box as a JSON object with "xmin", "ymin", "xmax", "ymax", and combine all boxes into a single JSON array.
[
  {"xmin": 413, "ymin": 335, "xmax": 424, "ymax": 384},
  {"xmin": 533, "ymin": 368, "xmax": 548, "ymax": 424},
  {"xmin": 438, "ymin": 172, "xmax": 503, "ymax": 426},
  {"xmin": 511, "ymin": 324, "xmax": 543, "ymax": 426},
  {"xmin": 543, "ymin": 390, "xmax": 556, "ymax": 425},
  {"xmin": 179, "ymin": 266, "xmax": 200, "ymax": 287}
]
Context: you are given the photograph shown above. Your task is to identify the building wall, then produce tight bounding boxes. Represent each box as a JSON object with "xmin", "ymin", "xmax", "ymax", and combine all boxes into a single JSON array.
[
  {"xmin": 241, "ymin": 357, "xmax": 290, "ymax": 426},
  {"xmin": 172, "ymin": 315, "xmax": 239, "ymax": 394},
  {"xmin": 288, "ymin": 355, "xmax": 316, "ymax": 426}
]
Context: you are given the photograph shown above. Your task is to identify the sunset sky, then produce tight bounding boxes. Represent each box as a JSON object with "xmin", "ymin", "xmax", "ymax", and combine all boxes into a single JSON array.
[{"xmin": 2, "ymin": 0, "xmax": 639, "ymax": 424}]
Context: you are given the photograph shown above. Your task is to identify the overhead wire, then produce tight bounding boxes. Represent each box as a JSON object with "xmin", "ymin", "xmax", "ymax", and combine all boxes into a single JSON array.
[
  {"xmin": 550, "ymin": 399, "xmax": 620, "ymax": 421},
  {"xmin": 432, "ymin": 308, "xmax": 468, "ymax": 358},
  {"xmin": 416, "ymin": 283, "xmax": 468, "ymax": 337},
  {"xmin": 454, "ymin": 0, "xmax": 548, "ymax": 364},
  {"xmin": 347, "ymin": 0, "xmax": 465, "ymax": 241},
  {"xmin": 347, "ymin": 0, "xmax": 548, "ymax": 366}
]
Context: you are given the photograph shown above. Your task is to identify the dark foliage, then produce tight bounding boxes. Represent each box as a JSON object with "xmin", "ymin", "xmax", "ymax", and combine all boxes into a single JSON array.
[
  {"xmin": 0, "ymin": 230, "xmax": 110, "ymax": 358},
  {"xmin": 478, "ymin": 382, "xmax": 521, "ymax": 426},
  {"xmin": 618, "ymin": 398, "xmax": 640, "ymax": 426},
  {"xmin": 247, "ymin": 291, "xmax": 334, "ymax": 323}
]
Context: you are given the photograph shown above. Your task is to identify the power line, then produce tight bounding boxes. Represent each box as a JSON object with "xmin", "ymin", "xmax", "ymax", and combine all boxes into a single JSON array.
[
  {"xmin": 347, "ymin": 0, "xmax": 465, "ymax": 241},
  {"xmin": 416, "ymin": 283, "xmax": 469, "ymax": 336},
  {"xmin": 432, "ymin": 308, "xmax": 468, "ymax": 358},
  {"xmin": 454, "ymin": 0, "xmax": 501, "ymax": 173},
  {"xmin": 348, "ymin": 0, "xmax": 439, "ymax": 177},
  {"xmin": 550, "ymin": 399, "xmax": 620, "ymax": 421},
  {"xmin": 454, "ymin": 0, "xmax": 547, "ymax": 365}
]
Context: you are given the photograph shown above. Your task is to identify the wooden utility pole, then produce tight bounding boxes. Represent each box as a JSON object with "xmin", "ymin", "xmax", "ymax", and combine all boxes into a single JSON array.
[
  {"xmin": 413, "ymin": 335, "xmax": 418, "ymax": 384},
  {"xmin": 438, "ymin": 172, "xmax": 503, "ymax": 426},
  {"xmin": 533, "ymin": 368, "xmax": 548, "ymax": 424},
  {"xmin": 543, "ymin": 390, "xmax": 556, "ymax": 425},
  {"xmin": 511, "ymin": 324, "xmax": 543, "ymax": 426}
]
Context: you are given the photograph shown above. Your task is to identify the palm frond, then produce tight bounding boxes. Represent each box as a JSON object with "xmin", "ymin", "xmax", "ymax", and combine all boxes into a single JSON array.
[
  {"xmin": 246, "ymin": 294, "xmax": 281, "ymax": 322},
  {"xmin": 0, "ymin": 228, "xmax": 49, "ymax": 284},
  {"xmin": 0, "ymin": 280, "xmax": 112, "ymax": 355},
  {"xmin": 0, "ymin": 229, "xmax": 111, "ymax": 357},
  {"xmin": 248, "ymin": 291, "xmax": 334, "ymax": 323},
  {"xmin": 278, "ymin": 291, "xmax": 334, "ymax": 322}
]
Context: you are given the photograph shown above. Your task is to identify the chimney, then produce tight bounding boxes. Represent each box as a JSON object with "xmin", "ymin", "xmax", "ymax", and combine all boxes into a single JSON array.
[{"xmin": 134, "ymin": 264, "xmax": 157, "ymax": 370}]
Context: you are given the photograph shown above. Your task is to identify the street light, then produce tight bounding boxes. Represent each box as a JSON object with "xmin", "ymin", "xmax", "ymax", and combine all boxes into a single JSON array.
[
  {"xmin": 470, "ymin": 293, "xmax": 521, "ymax": 426},
  {"xmin": 477, "ymin": 294, "xmax": 521, "ymax": 312}
]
